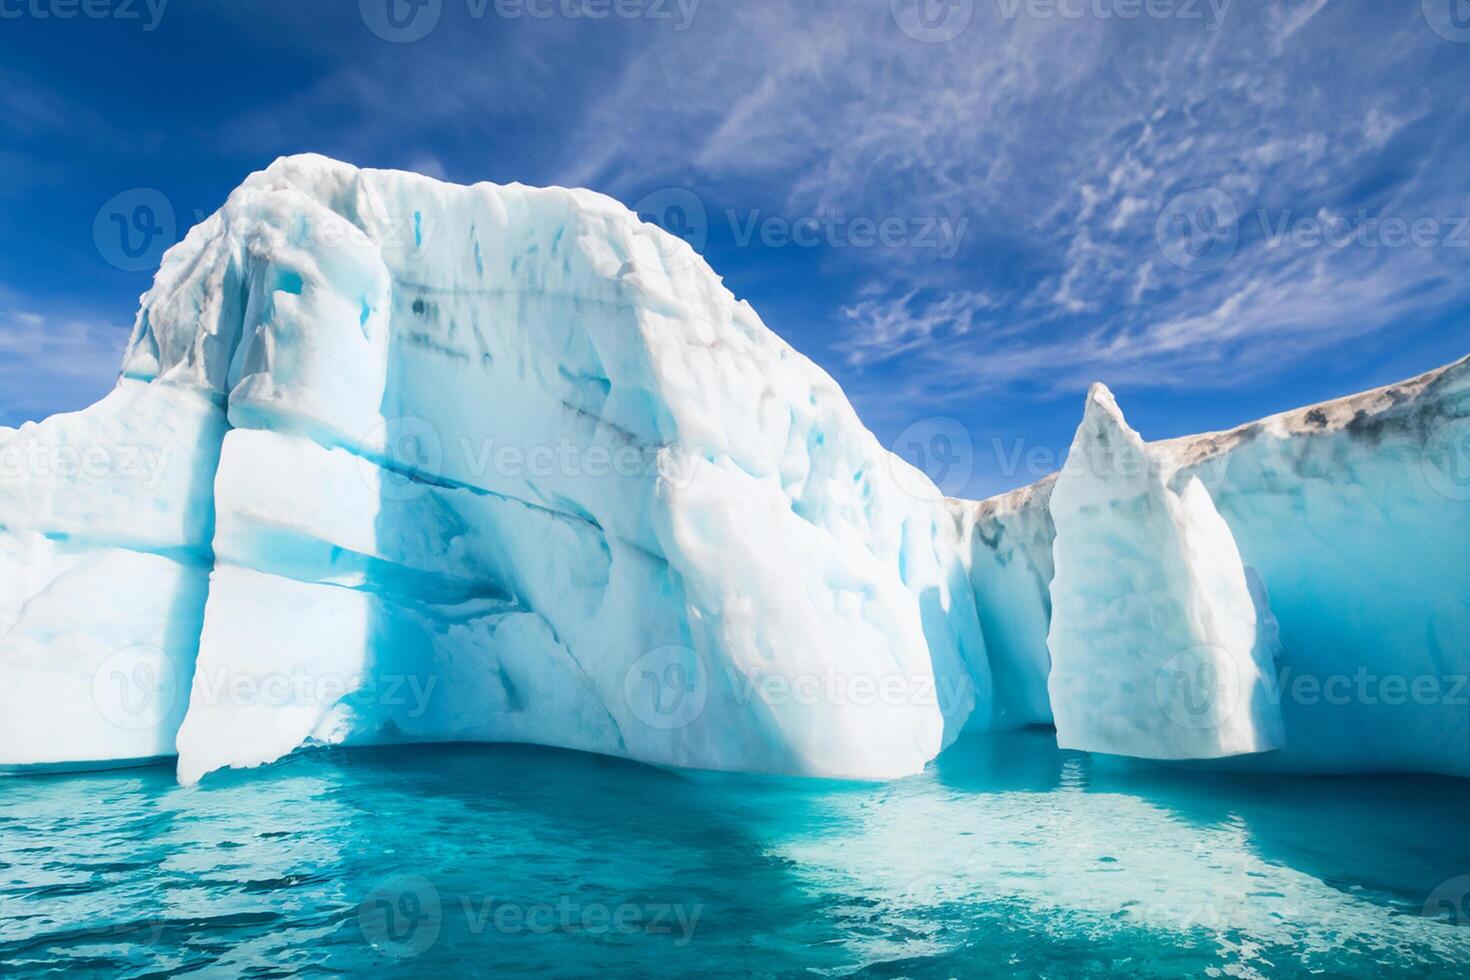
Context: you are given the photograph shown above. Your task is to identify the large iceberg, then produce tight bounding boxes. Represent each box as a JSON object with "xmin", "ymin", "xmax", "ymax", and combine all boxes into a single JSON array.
[
  {"xmin": 1, "ymin": 154, "xmax": 1465, "ymax": 783},
  {"xmin": 1, "ymin": 155, "xmax": 987, "ymax": 783}
]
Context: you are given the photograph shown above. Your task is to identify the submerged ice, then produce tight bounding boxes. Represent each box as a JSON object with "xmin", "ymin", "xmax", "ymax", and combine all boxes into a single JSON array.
[{"xmin": 0, "ymin": 154, "xmax": 1465, "ymax": 783}]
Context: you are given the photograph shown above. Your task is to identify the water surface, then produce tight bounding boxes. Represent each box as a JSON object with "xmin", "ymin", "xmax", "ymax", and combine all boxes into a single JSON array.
[{"xmin": 3, "ymin": 731, "xmax": 1469, "ymax": 977}]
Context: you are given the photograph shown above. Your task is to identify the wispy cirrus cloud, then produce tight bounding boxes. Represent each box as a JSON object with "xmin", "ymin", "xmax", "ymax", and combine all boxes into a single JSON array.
[
  {"xmin": 840, "ymin": 288, "xmax": 995, "ymax": 366},
  {"xmin": 132, "ymin": 0, "xmax": 1463, "ymax": 409},
  {"xmin": 4, "ymin": 0, "xmax": 1463, "ymax": 440},
  {"xmin": 548, "ymin": 0, "xmax": 1469, "ymax": 398}
]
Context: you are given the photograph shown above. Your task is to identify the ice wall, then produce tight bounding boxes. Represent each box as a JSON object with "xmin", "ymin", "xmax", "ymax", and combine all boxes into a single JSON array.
[
  {"xmin": 953, "ymin": 356, "xmax": 1470, "ymax": 777},
  {"xmin": 1045, "ymin": 384, "xmax": 1283, "ymax": 760},
  {"xmin": 953, "ymin": 480, "xmax": 1055, "ymax": 729},
  {"xmin": 0, "ymin": 381, "xmax": 226, "ymax": 768},
  {"xmin": 2, "ymin": 153, "xmax": 1464, "ymax": 782},
  {"xmin": 1165, "ymin": 360, "xmax": 1470, "ymax": 775},
  {"xmin": 2, "ymin": 155, "xmax": 989, "ymax": 782}
]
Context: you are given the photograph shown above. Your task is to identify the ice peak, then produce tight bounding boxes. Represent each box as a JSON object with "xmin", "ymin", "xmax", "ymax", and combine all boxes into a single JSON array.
[
  {"xmin": 1064, "ymin": 380, "xmax": 1154, "ymax": 499},
  {"xmin": 1079, "ymin": 382, "xmax": 1137, "ymax": 442},
  {"xmin": 1049, "ymin": 377, "xmax": 1286, "ymax": 760},
  {"xmin": 1084, "ymin": 380, "xmax": 1117, "ymax": 412}
]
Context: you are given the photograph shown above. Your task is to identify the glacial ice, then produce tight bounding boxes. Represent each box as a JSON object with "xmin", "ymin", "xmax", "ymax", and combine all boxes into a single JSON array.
[
  {"xmin": 1045, "ymin": 383, "xmax": 1284, "ymax": 760},
  {"xmin": 953, "ymin": 356, "xmax": 1470, "ymax": 777},
  {"xmin": 0, "ymin": 380, "xmax": 224, "ymax": 767},
  {"xmin": 2, "ymin": 155, "xmax": 987, "ymax": 782},
  {"xmin": 1165, "ymin": 362, "xmax": 1470, "ymax": 776},
  {"xmin": 1, "ymin": 153, "xmax": 1465, "ymax": 783}
]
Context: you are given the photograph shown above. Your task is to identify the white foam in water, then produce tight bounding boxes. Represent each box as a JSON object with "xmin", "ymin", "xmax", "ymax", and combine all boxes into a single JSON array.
[{"xmin": 779, "ymin": 755, "xmax": 1470, "ymax": 975}]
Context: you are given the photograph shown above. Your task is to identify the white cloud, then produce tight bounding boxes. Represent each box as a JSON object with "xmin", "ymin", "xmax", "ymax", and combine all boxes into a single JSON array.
[
  {"xmin": 840, "ymin": 288, "xmax": 994, "ymax": 366},
  {"xmin": 545, "ymin": 0, "xmax": 1464, "ymax": 396},
  {"xmin": 190, "ymin": 0, "xmax": 1467, "ymax": 403},
  {"xmin": 0, "ymin": 292, "xmax": 128, "ymax": 426}
]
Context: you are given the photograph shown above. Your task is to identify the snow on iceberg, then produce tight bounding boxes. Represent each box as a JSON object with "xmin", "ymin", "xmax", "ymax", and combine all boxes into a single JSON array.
[
  {"xmin": 2, "ymin": 155, "xmax": 989, "ymax": 782},
  {"xmin": 1045, "ymin": 383, "xmax": 1284, "ymax": 760},
  {"xmin": 1164, "ymin": 359, "xmax": 1470, "ymax": 776}
]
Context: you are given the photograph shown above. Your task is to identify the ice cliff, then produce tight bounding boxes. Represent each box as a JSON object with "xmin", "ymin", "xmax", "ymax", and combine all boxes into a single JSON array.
[
  {"xmin": 956, "ymin": 355, "xmax": 1470, "ymax": 777},
  {"xmin": 1045, "ymin": 383, "xmax": 1285, "ymax": 761},
  {"xmin": 0, "ymin": 155, "xmax": 985, "ymax": 783},
  {"xmin": 1, "ymin": 155, "xmax": 1465, "ymax": 782}
]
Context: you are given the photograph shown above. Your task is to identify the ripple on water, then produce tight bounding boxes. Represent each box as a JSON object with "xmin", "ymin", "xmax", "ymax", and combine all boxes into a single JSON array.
[{"xmin": 1, "ymin": 732, "xmax": 1468, "ymax": 978}]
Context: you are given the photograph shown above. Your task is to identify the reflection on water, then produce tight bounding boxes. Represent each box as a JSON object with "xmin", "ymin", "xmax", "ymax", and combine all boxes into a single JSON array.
[{"xmin": 2, "ymin": 731, "xmax": 1468, "ymax": 977}]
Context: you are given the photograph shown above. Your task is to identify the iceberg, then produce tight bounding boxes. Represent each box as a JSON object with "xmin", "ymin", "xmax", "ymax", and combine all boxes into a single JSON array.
[
  {"xmin": 1, "ymin": 155, "xmax": 987, "ymax": 783},
  {"xmin": 0, "ymin": 380, "xmax": 225, "ymax": 768},
  {"xmin": 953, "ymin": 356, "xmax": 1470, "ymax": 777},
  {"xmin": 1, "ymin": 153, "xmax": 1465, "ymax": 783}
]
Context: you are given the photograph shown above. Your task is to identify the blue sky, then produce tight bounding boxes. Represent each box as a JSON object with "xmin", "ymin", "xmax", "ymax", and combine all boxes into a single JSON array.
[{"xmin": 1, "ymin": 0, "xmax": 1467, "ymax": 497}]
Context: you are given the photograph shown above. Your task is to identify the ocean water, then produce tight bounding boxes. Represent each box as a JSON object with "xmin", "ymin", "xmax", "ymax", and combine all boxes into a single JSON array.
[{"xmin": 3, "ymin": 730, "xmax": 1469, "ymax": 978}]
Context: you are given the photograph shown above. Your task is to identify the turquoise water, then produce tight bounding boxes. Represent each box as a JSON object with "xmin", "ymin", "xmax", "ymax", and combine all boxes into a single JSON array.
[{"xmin": 3, "ymin": 731, "xmax": 1469, "ymax": 977}]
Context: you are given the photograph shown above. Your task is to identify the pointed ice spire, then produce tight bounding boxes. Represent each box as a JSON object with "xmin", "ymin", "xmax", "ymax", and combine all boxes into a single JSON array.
[{"xmin": 1045, "ymin": 383, "xmax": 1284, "ymax": 761}]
